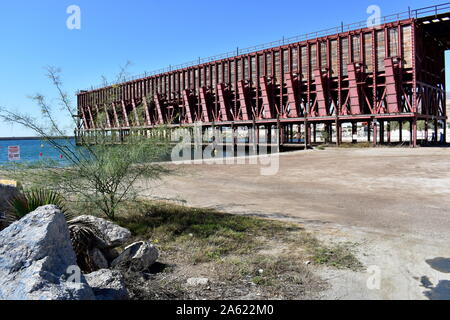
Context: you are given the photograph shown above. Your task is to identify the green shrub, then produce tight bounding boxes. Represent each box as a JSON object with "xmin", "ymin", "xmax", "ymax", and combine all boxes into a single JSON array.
[{"xmin": 6, "ymin": 189, "xmax": 68, "ymax": 219}]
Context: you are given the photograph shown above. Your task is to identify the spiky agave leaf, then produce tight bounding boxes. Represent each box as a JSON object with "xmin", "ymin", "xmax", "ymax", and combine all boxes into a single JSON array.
[
  {"xmin": 67, "ymin": 219, "xmax": 108, "ymax": 273},
  {"xmin": 5, "ymin": 188, "xmax": 68, "ymax": 220},
  {"xmin": 27, "ymin": 189, "xmax": 68, "ymax": 215},
  {"xmin": 2, "ymin": 192, "xmax": 28, "ymax": 226}
]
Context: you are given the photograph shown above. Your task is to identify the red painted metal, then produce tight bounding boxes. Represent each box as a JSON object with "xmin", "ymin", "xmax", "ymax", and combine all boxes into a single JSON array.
[
  {"xmin": 237, "ymin": 80, "xmax": 250, "ymax": 121},
  {"xmin": 285, "ymin": 73, "xmax": 299, "ymax": 118},
  {"xmin": 142, "ymin": 97, "xmax": 152, "ymax": 126},
  {"xmin": 87, "ymin": 105, "xmax": 96, "ymax": 129},
  {"xmin": 76, "ymin": 3, "xmax": 450, "ymax": 147},
  {"xmin": 131, "ymin": 99, "xmax": 141, "ymax": 127},
  {"xmin": 154, "ymin": 94, "xmax": 164, "ymax": 124},
  {"xmin": 199, "ymin": 87, "xmax": 210, "ymax": 123},
  {"xmin": 111, "ymin": 102, "xmax": 120, "ymax": 127},
  {"xmin": 182, "ymin": 89, "xmax": 194, "ymax": 124},
  {"xmin": 384, "ymin": 58, "xmax": 400, "ymax": 113},
  {"xmin": 103, "ymin": 104, "xmax": 112, "ymax": 128},
  {"xmin": 217, "ymin": 83, "xmax": 229, "ymax": 121},
  {"xmin": 121, "ymin": 100, "xmax": 130, "ymax": 127},
  {"xmin": 313, "ymin": 69, "xmax": 328, "ymax": 117},
  {"xmin": 260, "ymin": 76, "xmax": 273, "ymax": 119},
  {"xmin": 347, "ymin": 63, "xmax": 362, "ymax": 115}
]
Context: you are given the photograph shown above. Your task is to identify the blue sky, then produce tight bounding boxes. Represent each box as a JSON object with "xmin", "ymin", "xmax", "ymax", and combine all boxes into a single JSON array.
[{"xmin": 0, "ymin": 0, "xmax": 446, "ymax": 137}]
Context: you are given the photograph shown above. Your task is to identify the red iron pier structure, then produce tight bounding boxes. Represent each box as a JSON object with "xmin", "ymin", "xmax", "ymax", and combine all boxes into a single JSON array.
[{"xmin": 76, "ymin": 3, "xmax": 450, "ymax": 148}]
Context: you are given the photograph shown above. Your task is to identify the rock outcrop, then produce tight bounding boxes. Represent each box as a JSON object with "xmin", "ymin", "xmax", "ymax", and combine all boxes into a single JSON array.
[
  {"xmin": 0, "ymin": 205, "xmax": 95, "ymax": 300},
  {"xmin": 111, "ymin": 241, "xmax": 159, "ymax": 272},
  {"xmin": 85, "ymin": 269, "xmax": 129, "ymax": 300}
]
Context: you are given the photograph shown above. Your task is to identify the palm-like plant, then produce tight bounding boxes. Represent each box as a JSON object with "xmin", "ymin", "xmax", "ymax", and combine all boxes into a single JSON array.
[{"xmin": 6, "ymin": 189, "xmax": 70, "ymax": 220}]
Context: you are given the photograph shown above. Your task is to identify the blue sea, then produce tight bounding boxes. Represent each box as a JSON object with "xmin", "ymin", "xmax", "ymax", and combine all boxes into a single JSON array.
[
  {"xmin": 0, "ymin": 137, "xmax": 289, "ymax": 166},
  {"xmin": 0, "ymin": 138, "xmax": 77, "ymax": 165}
]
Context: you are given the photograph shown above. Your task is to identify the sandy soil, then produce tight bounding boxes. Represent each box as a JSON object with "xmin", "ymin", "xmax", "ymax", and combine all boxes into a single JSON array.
[{"xmin": 143, "ymin": 147, "xmax": 450, "ymax": 300}]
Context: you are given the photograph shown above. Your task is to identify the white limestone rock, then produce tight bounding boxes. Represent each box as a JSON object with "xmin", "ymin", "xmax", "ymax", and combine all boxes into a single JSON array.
[
  {"xmin": 0, "ymin": 205, "xmax": 94, "ymax": 300},
  {"xmin": 111, "ymin": 241, "xmax": 159, "ymax": 272},
  {"xmin": 187, "ymin": 278, "xmax": 209, "ymax": 287},
  {"xmin": 85, "ymin": 269, "xmax": 129, "ymax": 300}
]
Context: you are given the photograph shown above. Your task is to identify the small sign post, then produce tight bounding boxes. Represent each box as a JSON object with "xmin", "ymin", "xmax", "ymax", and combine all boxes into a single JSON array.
[{"xmin": 8, "ymin": 146, "xmax": 20, "ymax": 161}]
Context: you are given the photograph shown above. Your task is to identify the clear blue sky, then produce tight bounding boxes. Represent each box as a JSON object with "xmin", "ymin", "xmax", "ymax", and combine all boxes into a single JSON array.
[{"xmin": 0, "ymin": 0, "xmax": 446, "ymax": 137}]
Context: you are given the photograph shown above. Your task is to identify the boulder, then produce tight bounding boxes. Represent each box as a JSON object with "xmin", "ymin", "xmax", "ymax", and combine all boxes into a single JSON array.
[
  {"xmin": 0, "ymin": 205, "xmax": 95, "ymax": 300},
  {"xmin": 101, "ymin": 247, "xmax": 120, "ymax": 263},
  {"xmin": 85, "ymin": 269, "xmax": 129, "ymax": 300},
  {"xmin": 0, "ymin": 183, "xmax": 20, "ymax": 230},
  {"xmin": 69, "ymin": 215, "xmax": 131, "ymax": 248},
  {"xmin": 0, "ymin": 183, "xmax": 20, "ymax": 210},
  {"xmin": 88, "ymin": 247, "xmax": 109, "ymax": 270},
  {"xmin": 111, "ymin": 241, "xmax": 159, "ymax": 272}
]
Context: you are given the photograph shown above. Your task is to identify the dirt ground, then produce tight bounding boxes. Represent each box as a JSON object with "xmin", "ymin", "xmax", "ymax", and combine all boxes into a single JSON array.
[{"xmin": 143, "ymin": 147, "xmax": 450, "ymax": 300}]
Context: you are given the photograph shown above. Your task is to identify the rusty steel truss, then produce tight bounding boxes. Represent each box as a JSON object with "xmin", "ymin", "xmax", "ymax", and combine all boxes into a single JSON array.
[{"xmin": 76, "ymin": 3, "xmax": 450, "ymax": 148}]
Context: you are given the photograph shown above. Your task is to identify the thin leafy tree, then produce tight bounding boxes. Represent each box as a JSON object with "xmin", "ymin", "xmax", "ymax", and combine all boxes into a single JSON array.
[{"xmin": 0, "ymin": 65, "xmax": 171, "ymax": 221}]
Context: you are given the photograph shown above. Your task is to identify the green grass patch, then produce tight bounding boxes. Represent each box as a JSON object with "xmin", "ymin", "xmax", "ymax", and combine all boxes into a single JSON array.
[
  {"xmin": 111, "ymin": 201, "xmax": 362, "ymax": 272},
  {"xmin": 308, "ymin": 242, "xmax": 363, "ymax": 271},
  {"xmin": 76, "ymin": 200, "xmax": 363, "ymax": 299},
  {"xmin": 218, "ymin": 253, "xmax": 317, "ymax": 296},
  {"xmin": 113, "ymin": 201, "xmax": 292, "ymax": 263}
]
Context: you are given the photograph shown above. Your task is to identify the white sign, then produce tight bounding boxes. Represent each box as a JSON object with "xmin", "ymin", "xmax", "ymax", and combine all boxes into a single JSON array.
[{"xmin": 8, "ymin": 146, "xmax": 20, "ymax": 161}]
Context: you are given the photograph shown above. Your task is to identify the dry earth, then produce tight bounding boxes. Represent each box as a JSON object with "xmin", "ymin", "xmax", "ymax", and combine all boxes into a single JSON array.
[{"xmin": 142, "ymin": 147, "xmax": 450, "ymax": 300}]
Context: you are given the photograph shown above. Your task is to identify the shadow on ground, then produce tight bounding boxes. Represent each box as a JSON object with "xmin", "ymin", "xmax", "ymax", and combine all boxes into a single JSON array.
[{"xmin": 421, "ymin": 258, "xmax": 450, "ymax": 300}]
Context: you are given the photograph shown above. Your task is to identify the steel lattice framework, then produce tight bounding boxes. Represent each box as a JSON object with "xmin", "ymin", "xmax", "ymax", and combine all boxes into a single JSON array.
[{"xmin": 76, "ymin": 3, "xmax": 450, "ymax": 147}]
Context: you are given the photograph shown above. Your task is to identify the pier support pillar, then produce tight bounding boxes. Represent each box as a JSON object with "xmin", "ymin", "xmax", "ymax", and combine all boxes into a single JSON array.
[
  {"xmin": 313, "ymin": 123, "xmax": 317, "ymax": 143},
  {"xmin": 444, "ymin": 120, "xmax": 448, "ymax": 144},
  {"xmin": 233, "ymin": 125, "xmax": 239, "ymax": 154},
  {"xmin": 434, "ymin": 119, "xmax": 438, "ymax": 143},
  {"xmin": 373, "ymin": 120, "xmax": 377, "ymax": 147},
  {"xmin": 336, "ymin": 120, "xmax": 341, "ymax": 147},
  {"xmin": 409, "ymin": 121, "xmax": 413, "ymax": 146},
  {"xmin": 387, "ymin": 121, "xmax": 391, "ymax": 144},
  {"xmin": 305, "ymin": 121, "xmax": 310, "ymax": 148}
]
